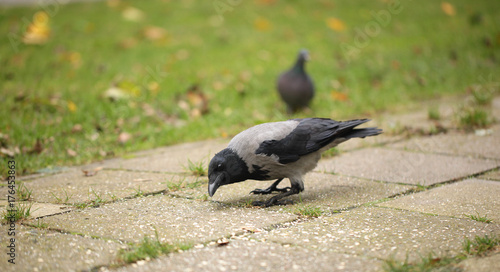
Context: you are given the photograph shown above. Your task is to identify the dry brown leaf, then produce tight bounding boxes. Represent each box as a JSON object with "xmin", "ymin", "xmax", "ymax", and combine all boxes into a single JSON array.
[
  {"xmin": 117, "ymin": 132, "xmax": 132, "ymax": 144},
  {"xmin": 29, "ymin": 139, "xmax": 44, "ymax": 154},
  {"xmin": 441, "ymin": 2, "xmax": 456, "ymax": 16},
  {"xmin": 23, "ymin": 11, "xmax": 51, "ymax": 44},
  {"xmin": 71, "ymin": 124, "xmax": 83, "ymax": 133},
  {"xmin": 330, "ymin": 90, "xmax": 349, "ymax": 101},
  {"xmin": 254, "ymin": 17, "xmax": 272, "ymax": 31},
  {"xmin": 82, "ymin": 167, "xmax": 102, "ymax": 177},
  {"xmin": 67, "ymin": 148, "xmax": 77, "ymax": 157},
  {"xmin": 122, "ymin": 6, "xmax": 144, "ymax": 22},
  {"xmin": 326, "ymin": 17, "xmax": 346, "ymax": 32}
]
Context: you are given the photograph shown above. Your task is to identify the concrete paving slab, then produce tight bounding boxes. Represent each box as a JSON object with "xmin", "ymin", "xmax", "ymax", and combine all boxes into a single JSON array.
[
  {"xmin": 104, "ymin": 139, "xmax": 228, "ymax": 173},
  {"xmin": 115, "ymin": 239, "xmax": 382, "ymax": 272},
  {"xmin": 376, "ymin": 105, "xmax": 455, "ymax": 134},
  {"xmin": 317, "ymin": 148, "xmax": 499, "ymax": 186},
  {"xmin": 458, "ymin": 253, "xmax": 500, "ymax": 272},
  {"xmin": 207, "ymin": 172, "xmax": 413, "ymax": 212},
  {"xmin": 249, "ymin": 206, "xmax": 500, "ymax": 262},
  {"xmin": 478, "ymin": 169, "xmax": 500, "ymax": 181},
  {"xmin": 41, "ymin": 194, "xmax": 298, "ymax": 244},
  {"xmin": 378, "ymin": 179, "xmax": 500, "ymax": 222},
  {"xmin": 388, "ymin": 125, "xmax": 500, "ymax": 159},
  {"xmin": 21, "ymin": 169, "xmax": 196, "ymax": 205},
  {"xmin": 0, "ymin": 224, "xmax": 123, "ymax": 272},
  {"xmin": 28, "ymin": 202, "xmax": 73, "ymax": 219}
]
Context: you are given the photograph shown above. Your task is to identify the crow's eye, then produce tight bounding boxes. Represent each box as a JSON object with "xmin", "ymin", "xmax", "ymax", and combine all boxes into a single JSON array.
[{"xmin": 216, "ymin": 163, "xmax": 224, "ymax": 171}]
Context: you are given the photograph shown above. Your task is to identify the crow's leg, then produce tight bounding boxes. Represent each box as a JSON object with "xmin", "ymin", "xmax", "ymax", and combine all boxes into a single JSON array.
[
  {"xmin": 250, "ymin": 179, "xmax": 290, "ymax": 195},
  {"xmin": 252, "ymin": 185, "xmax": 301, "ymax": 207}
]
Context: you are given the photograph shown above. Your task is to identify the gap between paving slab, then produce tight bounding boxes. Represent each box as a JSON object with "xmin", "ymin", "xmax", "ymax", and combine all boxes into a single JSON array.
[
  {"xmin": 0, "ymin": 224, "xmax": 124, "ymax": 272},
  {"xmin": 114, "ymin": 239, "xmax": 383, "ymax": 272},
  {"xmin": 248, "ymin": 206, "xmax": 500, "ymax": 263},
  {"xmin": 40, "ymin": 194, "xmax": 298, "ymax": 245},
  {"xmin": 378, "ymin": 178, "xmax": 500, "ymax": 223},
  {"xmin": 388, "ymin": 124, "xmax": 500, "ymax": 160},
  {"xmin": 317, "ymin": 147, "xmax": 499, "ymax": 186},
  {"xmin": 19, "ymin": 169, "xmax": 200, "ymax": 205}
]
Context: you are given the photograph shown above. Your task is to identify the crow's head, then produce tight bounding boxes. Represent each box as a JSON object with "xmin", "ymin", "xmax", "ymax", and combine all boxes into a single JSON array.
[{"xmin": 208, "ymin": 148, "xmax": 248, "ymax": 197}]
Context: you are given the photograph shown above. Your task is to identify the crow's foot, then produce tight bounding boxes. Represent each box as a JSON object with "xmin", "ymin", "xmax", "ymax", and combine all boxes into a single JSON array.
[
  {"xmin": 252, "ymin": 186, "xmax": 301, "ymax": 207},
  {"xmin": 250, "ymin": 179, "xmax": 289, "ymax": 195}
]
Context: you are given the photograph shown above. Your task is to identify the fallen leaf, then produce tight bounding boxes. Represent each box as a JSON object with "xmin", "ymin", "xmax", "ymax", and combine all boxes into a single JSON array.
[
  {"xmin": 122, "ymin": 6, "xmax": 144, "ymax": 22},
  {"xmin": 441, "ymin": 2, "xmax": 455, "ymax": 16},
  {"xmin": 326, "ymin": 17, "xmax": 346, "ymax": 32},
  {"xmin": 142, "ymin": 26, "xmax": 168, "ymax": 41},
  {"xmin": 118, "ymin": 132, "xmax": 132, "ymax": 144},
  {"xmin": 67, "ymin": 100, "xmax": 77, "ymax": 112},
  {"xmin": 217, "ymin": 238, "xmax": 229, "ymax": 247},
  {"xmin": 330, "ymin": 90, "xmax": 349, "ymax": 101},
  {"xmin": 23, "ymin": 11, "xmax": 51, "ymax": 44},
  {"xmin": 0, "ymin": 147, "xmax": 18, "ymax": 157},
  {"xmin": 28, "ymin": 139, "xmax": 44, "ymax": 154},
  {"xmin": 67, "ymin": 148, "xmax": 77, "ymax": 157},
  {"xmin": 71, "ymin": 124, "xmax": 83, "ymax": 133},
  {"xmin": 254, "ymin": 17, "xmax": 272, "ymax": 31},
  {"xmin": 104, "ymin": 86, "xmax": 130, "ymax": 101},
  {"xmin": 82, "ymin": 167, "xmax": 102, "ymax": 177}
]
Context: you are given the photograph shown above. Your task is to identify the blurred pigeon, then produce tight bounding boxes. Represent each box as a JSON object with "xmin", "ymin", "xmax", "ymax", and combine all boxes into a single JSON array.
[
  {"xmin": 208, "ymin": 118, "xmax": 382, "ymax": 206},
  {"xmin": 277, "ymin": 49, "xmax": 315, "ymax": 113}
]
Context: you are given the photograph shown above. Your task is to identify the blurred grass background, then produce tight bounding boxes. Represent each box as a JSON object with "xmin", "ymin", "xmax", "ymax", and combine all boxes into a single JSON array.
[{"xmin": 0, "ymin": 0, "xmax": 499, "ymax": 176}]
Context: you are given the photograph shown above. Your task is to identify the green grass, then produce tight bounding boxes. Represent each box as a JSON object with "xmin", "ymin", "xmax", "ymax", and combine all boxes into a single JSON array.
[
  {"xmin": 1, "ymin": 0, "xmax": 499, "ymax": 176},
  {"xmin": 51, "ymin": 188, "xmax": 73, "ymax": 204},
  {"xmin": 293, "ymin": 204, "xmax": 323, "ymax": 217},
  {"xmin": 465, "ymin": 213, "xmax": 493, "ymax": 223},
  {"xmin": 118, "ymin": 230, "xmax": 191, "ymax": 264},
  {"xmin": 384, "ymin": 234, "xmax": 499, "ymax": 272},
  {"xmin": 185, "ymin": 159, "xmax": 207, "ymax": 177},
  {"xmin": 458, "ymin": 107, "xmax": 493, "ymax": 129},
  {"xmin": 17, "ymin": 182, "xmax": 33, "ymax": 201},
  {"xmin": 427, "ymin": 107, "xmax": 441, "ymax": 121},
  {"xmin": 463, "ymin": 234, "xmax": 499, "ymax": 256},
  {"xmin": 2, "ymin": 202, "xmax": 33, "ymax": 222}
]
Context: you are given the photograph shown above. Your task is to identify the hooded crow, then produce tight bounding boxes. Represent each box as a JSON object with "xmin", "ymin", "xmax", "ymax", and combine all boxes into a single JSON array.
[
  {"xmin": 208, "ymin": 118, "xmax": 382, "ymax": 206},
  {"xmin": 277, "ymin": 49, "xmax": 315, "ymax": 113}
]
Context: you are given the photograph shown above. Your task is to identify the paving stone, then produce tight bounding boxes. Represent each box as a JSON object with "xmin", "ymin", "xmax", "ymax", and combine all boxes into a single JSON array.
[
  {"xmin": 41, "ymin": 194, "xmax": 298, "ymax": 244},
  {"xmin": 317, "ymin": 148, "xmax": 499, "ymax": 186},
  {"xmin": 115, "ymin": 239, "xmax": 382, "ymax": 272},
  {"xmin": 206, "ymin": 172, "xmax": 413, "ymax": 212},
  {"xmin": 104, "ymin": 139, "xmax": 228, "ymax": 173},
  {"xmin": 28, "ymin": 202, "xmax": 73, "ymax": 219},
  {"xmin": 458, "ymin": 253, "xmax": 500, "ymax": 272},
  {"xmin": 388, "ymin": 125, "xmax": 500, "ymax": 159},
  {"xmin": 376, "ymin": 103, "xmax": 455, "ymax": 134},
  {"xmin": 478, "ymin": 169, "xmax": 500, "ymax": 181},
  {"xmin": 20, "ymin": 169, "xmax": 197, "ymax": 204},
  {"xmin": 0, "ymin": 224, "xmax": 123, "ymax": 272},
  {"xmin": 378, "ymin": 179, "xmax": 500, "ymax": 222},
  {"xmin": 249, "ymin": 206, "xmax": 500, "ymax": 262}
]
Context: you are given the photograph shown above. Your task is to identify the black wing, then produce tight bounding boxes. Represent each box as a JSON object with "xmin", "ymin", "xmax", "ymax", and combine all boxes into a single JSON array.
[{"xmin": 255, "ymin": 118, "xmax": 380, "ymax": 164}]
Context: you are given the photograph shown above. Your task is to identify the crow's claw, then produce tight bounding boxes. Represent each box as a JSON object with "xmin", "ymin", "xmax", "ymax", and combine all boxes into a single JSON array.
[{"xmin": 250, "ymin": 186, "xmax": 290, "ymax": 195}]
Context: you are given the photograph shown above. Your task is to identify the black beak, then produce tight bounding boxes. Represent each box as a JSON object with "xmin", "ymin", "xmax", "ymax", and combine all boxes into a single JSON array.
[{"xmin": 208, "ymin": 173, "xmax": 224, "ymax": 197}]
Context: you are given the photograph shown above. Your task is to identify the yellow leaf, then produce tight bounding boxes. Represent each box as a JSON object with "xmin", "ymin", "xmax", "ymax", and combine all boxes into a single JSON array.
[
  {"xmin": 330, "ymin": 90, "xmax": 349, "ymax": 101},
  {"xmin": 326, "ymin": 17, "xmax": 346, "ymax": 32},
  {"xmin": 441, "ymin": 2, "xmax": 455, "ymax": 16},
  {"xmin": 67, "ymin": 100, "xmax": 77, "ymax": 112},
  {"xmin": 23, "ymin": 11, "xmax": 51, "ymax": 44},
  {"xmin": 254, "ymin": 17, "xmax": 272, "ymax": 31}
]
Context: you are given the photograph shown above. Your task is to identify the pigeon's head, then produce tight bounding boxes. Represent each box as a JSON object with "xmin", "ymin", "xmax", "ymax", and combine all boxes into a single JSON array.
[
  {"xmin": 208, "ymin": 148, "xmax": 248, "ymax": 197},
  {"xmin": 298, "ymin": 49, "xmax": 310, "ymax": 62}
]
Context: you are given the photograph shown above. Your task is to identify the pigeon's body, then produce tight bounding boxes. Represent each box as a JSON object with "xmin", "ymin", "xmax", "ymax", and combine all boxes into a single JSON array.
[
  {"xmin": 208, "ymin": 118, "xmax": 382, "ymax": 206},
  {"xmin": 277, "ymin": 50, "xmax": 315, "ymax": 113}
]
